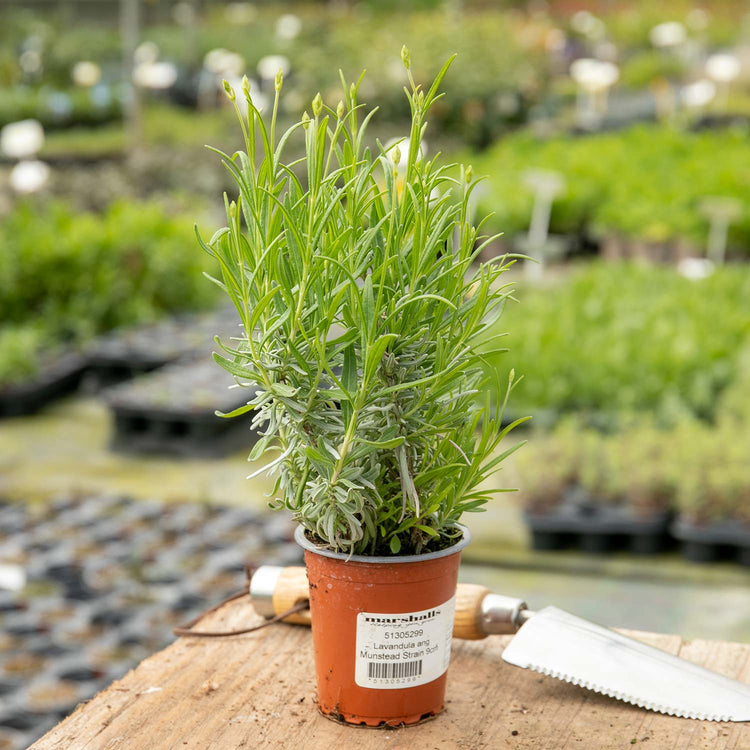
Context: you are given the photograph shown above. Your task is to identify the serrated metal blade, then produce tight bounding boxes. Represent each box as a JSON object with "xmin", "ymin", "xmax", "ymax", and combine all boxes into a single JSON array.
[{"xmin": 501, "ymin": 606, "xmax": 750, "ymax": 721}]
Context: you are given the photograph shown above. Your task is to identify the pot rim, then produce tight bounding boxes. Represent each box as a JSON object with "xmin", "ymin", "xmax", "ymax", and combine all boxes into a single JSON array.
[{"xmin": 294, "ymin": 524, "xmax": 471, "ymax": 564}]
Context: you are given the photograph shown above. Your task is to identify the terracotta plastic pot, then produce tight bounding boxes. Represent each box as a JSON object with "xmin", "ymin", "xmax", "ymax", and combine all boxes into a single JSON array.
[{"xmin": 295, "ymin": 525, "xmax": 471, "ymax": 727}]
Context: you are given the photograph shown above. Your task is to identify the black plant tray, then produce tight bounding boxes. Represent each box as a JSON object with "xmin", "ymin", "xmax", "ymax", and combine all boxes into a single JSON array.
[
  {"xmin": 671, "ymin": 516, "xmax": 750, "ymax": 566},
  {"xmin": 0, "ymin": 353, "xmax": 88, "ymax": 419},
  {"xmin": 525, "ymin": 499, "xmax": 672, "ymax": 555},
  {"xmin": 105, "ymin": 358, "xmax": 258, "ymax": 457},
  {"xmin": 0, "ymin": 492, "xmax": 301, "ymax": 745},
  {"xmin": 85, "ymin": 307, "xmax": 240, "ymax": 388},
  {"xmin": 690, "ymin": 113, "xmax": 750, "ymax": 132}
]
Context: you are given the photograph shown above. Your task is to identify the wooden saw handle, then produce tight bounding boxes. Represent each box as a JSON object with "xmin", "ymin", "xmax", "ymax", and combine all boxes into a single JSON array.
[{"xmin": 270, "ymin": 566, "xmax": 311, "ymax": 626}]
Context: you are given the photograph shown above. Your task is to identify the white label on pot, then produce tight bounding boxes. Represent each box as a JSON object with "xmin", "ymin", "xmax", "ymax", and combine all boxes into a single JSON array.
[{"xmin": 354, "ymin": 595, "xmax": 456, "ymax": 689}]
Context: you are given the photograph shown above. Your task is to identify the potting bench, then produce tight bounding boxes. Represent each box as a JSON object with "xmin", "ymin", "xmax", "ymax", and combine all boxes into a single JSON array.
[{"xmin": 30, "ymin": 598, "xmax": 750, "ymax": 749}]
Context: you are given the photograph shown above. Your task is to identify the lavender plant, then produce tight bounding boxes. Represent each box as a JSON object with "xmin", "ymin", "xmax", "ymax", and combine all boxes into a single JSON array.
[{"xmin": 198, "ymin": 50, "xmax": 525, "ymax": 555}]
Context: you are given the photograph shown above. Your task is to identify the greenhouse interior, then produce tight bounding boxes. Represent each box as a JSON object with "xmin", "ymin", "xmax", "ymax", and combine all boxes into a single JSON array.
[{"xmin": 2, "ymin": 0, "xmax": 750, "ymax": 747}]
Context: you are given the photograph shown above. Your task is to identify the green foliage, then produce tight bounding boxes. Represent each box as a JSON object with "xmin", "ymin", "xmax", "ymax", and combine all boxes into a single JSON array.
[
  {"xmin": 0, "ymin": 86, "xmax": 121, "ymax": 130},
  {"xmin": 607, "ymin": 420, "xmax": 680, "ymax": 513},
  {"xmin": 203, "ymin": 57, "xmax": 524, "ymax": 555},
  {"xmin": 516, "ymin": 362, "xmax": 750, "ymax": 522},
  {"xmin": 517, "ymin": 416, "xmax": 680, "ymax": 515},
  {"xmin": 472, "ymin": 125, "xmax": 750, "ymax": 250},
  {"xmin": 0, "ymin": 325, "xmax": 46, "ymax": 386},
  {"xmin": 514, "ymin": 418, "xmax": 580, "ymax": 512},
  {"xmin": 2, "ymin": 2, "xmax": 747, "ymax": 147},
  {"xmin": 484, "ymin": 262, "xmax": 750, "ymax": 424},
  {"xmin": 1, "ymin": 5, "xmax": 544, "ymax": 147},
  {"xmin": 173, "ymin": 5, "xmax": 543, "ymax": 148},
  {"xmin": 42, "ymin": 122, "xmax": 126, "ymax": 158},
  {"xmin": 673, "ymin": 362, "xmax": 750, "ymax": 522},
  {"xmin": 598, "ymin": 1, "xmax": 739, "ymax": 49},
  {"xmin": 0, "ymin": 200, "xmax": 218, "ymax": 384},
  {"xmin": 619, "ymin": 50, "xmax": 687, "ymax": 89},
  {"xmin": 0, "ymin": 9, "xmax": 120, "ymax": 88},
  {"xmin": 42, "ymin": 103, "xmax": 240, "ymax": 160},
  {"xmin": 669, "ymin": 420, "xmax": 750, "ymax": 522},
  {"xmin": 289, "ymin": 9, "xmax": 544, "ymax": 147}
]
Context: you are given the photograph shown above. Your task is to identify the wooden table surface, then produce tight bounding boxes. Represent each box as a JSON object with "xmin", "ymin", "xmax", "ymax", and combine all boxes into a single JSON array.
[{"xmin": 32, "ymin": 598, "xmax": 750, "ymax": 750}]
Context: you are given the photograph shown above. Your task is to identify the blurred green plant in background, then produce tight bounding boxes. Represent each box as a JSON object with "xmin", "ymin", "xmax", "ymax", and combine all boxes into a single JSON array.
[
  {"xmin": 471, "ymin": 126, "xmax": 750, "ymax": 252},
  {"xmin": 517, "ymin": 367, "xmax": 750, "ymax": 524},
  {"xmin": 484, "ymin": 262, "xmax": 750, "ymax": 426},
  {"xmin": 0, "ymin": 201, "xmax": 218, "ymax": 384}
]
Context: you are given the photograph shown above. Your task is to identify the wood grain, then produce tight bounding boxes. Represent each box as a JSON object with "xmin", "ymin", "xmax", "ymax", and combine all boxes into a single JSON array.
[
  {"xmin": 272, "ymin": 567, "xmax": 311, "ymax": 626},
  {"xmin": 453, "ymin": 583, "xmax": 491, "ymax": 640},
  {"xmin": 30, "ymin": 599, "xmax": 750, "ymax": 750}
]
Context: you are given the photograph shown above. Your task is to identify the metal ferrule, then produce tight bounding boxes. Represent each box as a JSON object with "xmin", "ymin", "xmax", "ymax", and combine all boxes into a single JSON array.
[
  {"xmin": 480, "ymin": 593, "xmax": 531, "ymax": 635},
  {"xmin": 249, "ymin": 565, "xmax": 284, "ymax": 618}
]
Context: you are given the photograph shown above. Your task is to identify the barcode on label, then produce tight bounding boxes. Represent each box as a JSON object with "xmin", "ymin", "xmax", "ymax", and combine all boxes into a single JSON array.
[{"xmin": 367, "ymin": 660, "xmax": 423, "ymax": 680}]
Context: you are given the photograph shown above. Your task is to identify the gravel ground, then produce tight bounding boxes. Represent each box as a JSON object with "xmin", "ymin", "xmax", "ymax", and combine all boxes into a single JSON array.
[{"xmin": 0, "ymin": 494, "xmax": 301, "ymax": 749}]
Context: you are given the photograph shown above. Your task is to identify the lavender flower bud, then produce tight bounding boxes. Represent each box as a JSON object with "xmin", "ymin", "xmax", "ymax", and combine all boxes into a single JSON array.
[
  {"xmin": 401, "ymin": 45, "xmax": 411, "ymax": 70},
  {"xmin": 312, "ymin": 92, "xmax": 323, "ymax": 118}
]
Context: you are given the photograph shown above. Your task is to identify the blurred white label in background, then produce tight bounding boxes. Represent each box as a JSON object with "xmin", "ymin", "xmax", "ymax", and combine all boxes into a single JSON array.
[
  {"xmin": 706, "ymin": 53, "xmax": 742, "ymax": 83},
  {"xmin": 257, "ymin": 54, "xmax": 291, "ymax": 83},
  {"xmin": 72, "ymin": 60, "xmax": 101, "ymax": 88},
  {"xmin": 570, "ymin": 58, "xmax": 620, "ymax": 93},
  {"xmin": 204, "ymin": 48, "xmax": 245, "ymax": 76},
  {"xmin": 678, "ymin": 258, "xmax": 714, "ymax": 281},
  {"xmin": 134, "ymin": 41, "xmax": 160, "ymax": 65},
  {"xmin": 224, "ymin": 2, "xmax": 256, "ymax": 25},
  {"xmin": 0, "ymin": 563, "xmax": 26, "ymax": 592},
  {"xmin": 681, "ymin": 80, "xmax": 716, "ymax": 108},
  {"xmin": 1, "ymin": 119, "xmax": 45, "ymax": 159},
  {"xmin": 10, "ymin": 160, "xmax": 51, "ymax": 193},
  {"xmin": 276, "ymin": 13, "xmax": 302, "ymax": 41},
  {"xmin": 650, "ymin": 21, "xmax": 687, "ymax": 49},
  {"xmin": 133, "ymin": 61, "xmax": 178, "ymax": 90}
]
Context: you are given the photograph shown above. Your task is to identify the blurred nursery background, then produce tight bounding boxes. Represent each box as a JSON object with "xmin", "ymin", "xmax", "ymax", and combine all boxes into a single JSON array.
[{"xmin": 2, "ymin": 0, "xmax": 750, "ymax": 745}]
